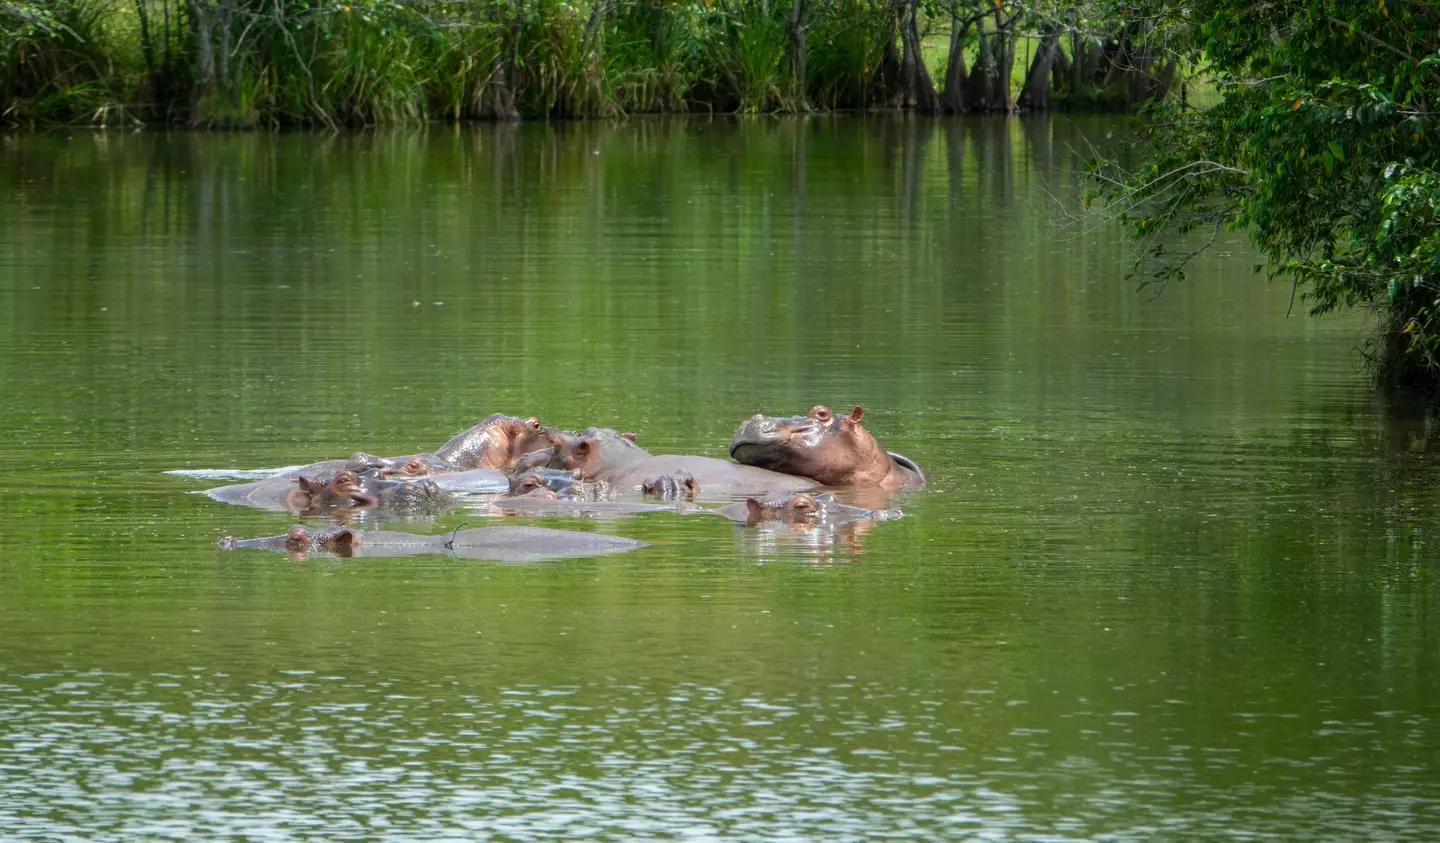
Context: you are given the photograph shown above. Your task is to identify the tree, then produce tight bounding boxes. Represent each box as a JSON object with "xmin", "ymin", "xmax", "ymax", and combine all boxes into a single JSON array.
[{"xmin": 1089, "ymin": 0, "xmax": 1440, "ymax": 386}]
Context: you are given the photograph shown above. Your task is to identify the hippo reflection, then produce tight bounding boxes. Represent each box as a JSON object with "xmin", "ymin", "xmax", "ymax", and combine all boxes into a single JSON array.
[
  {"xmin": 218, "ymin": 524, "xmax": 646, "ymax": 562},
  {"xmin": 711, "ymin": 492, "xmax": 901, "ymax": 527}
]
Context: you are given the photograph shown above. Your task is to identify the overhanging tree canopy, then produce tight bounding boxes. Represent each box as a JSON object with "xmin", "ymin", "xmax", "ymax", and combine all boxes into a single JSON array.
[{"xmin": 1091, "ymin": 0, "xmax": 1440, "ymax": 383}]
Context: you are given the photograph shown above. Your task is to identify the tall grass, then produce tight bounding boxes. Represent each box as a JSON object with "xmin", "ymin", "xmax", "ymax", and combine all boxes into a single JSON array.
[
  {"xmin": 2, "ymin": 0, "xmax": 129, "ymax": 124},
  {"xmin": 0, "ymin": 0, "xmax": 1165, "ymax": 127}
]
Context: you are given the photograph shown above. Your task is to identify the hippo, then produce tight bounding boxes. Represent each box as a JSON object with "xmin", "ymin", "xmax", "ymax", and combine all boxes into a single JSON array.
[
  {"xmin": 380, "ymin": 453, "xmax": 457, "ymax": 478},
  {"xmin": 548, "ymin": 428, "xmax": 816, "ymax": 498},
  {"xmin": 512, "ymin": 447, "xmax": 558, "ymax": 477},
  {"xmin": 295, "ymin": 470, "xmax": 378, "ymax": 509},
  {"xmin": 192, "ymin": 413, "xmax": 559, "ymax": 486},
  {"xmin": 730, "ymin": 405, "xmax": 925, "ymax": 490},
  {"xmin": 711, "ymin": 492, "xmax": 901, "ymax": 526},
  {"xmin": 206, "ymin": 469, "xmax": 484, "ymax": 513},
  {"xmin": 508, "ymin": 469, "xmax": 612, "ymax": 501},
  {"xmin": 431, "ymin": 414, "xmax": 560, "ymax": 471},
  {"xmin": 367, "ymin": 477, "xmax": 456, "ymax": 514},
  {"xmin": 641, "ymin": 471, "xmax": 699, "ymax": 501},
  {"xmin": 218, "ymin": 524, "xmax": 647, "ymax": 563}
]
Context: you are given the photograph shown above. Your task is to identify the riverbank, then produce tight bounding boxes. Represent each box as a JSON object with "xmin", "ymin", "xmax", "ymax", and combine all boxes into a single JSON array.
[{"xmin": 3, "ymin": 0, "xmax": 1180, "ymax": 128}]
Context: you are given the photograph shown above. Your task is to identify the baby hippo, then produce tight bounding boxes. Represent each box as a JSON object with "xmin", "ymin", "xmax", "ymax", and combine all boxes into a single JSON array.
[{"xmin": 713, "ymin": 492, "xmax": 900, "ymax": 527}]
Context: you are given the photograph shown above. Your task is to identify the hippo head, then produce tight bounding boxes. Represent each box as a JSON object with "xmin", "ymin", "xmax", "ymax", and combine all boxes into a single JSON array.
[
  {"xmin": 435, "ymin": 414, "xmax": 559, "ymax": 471},
  {"xmin": 218, "ymin": 524, "xmax": 359, "ymax": 560},
  {"xmin": 384, "ymin": 454, "xmax": 452, "ymax": 478},
  {"xmin": 311, "ymin": 471, "xmax": 378, "ymax": 508},
  {"xmin": 731, "ymin": 405, "xmax": 921, "ymax": 488},
  {"xmin": 549, "ymin": 428, "xmax": 650, "ymax": 480},
  {"xmin": 512, "ymin": 447, "xmax": 557, "ymax": 477},
  {"xmin": 290, "ymin": 473, "xmax": 366, "ymax": 511},
  {"xmin": 641, "ymin": 471, "xmax": 699, "ymax": 501},
  {"xmin": 745, "ymin": 492, "xmax": 824, "ymax": 525},
  {"xmin": 383, "ymin": 479, "xmax": 454, "ymax": 513},
  {"xmin": 509, "ymin": 471, "xmax": 559, "ymax": 497}
]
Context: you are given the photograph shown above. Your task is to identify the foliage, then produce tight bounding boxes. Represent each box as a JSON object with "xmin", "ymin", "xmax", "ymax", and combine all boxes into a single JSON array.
[
  {"xmin": 1087, "ymin": 0, "xmax": 1440, "ymax": 386},
  {"xmin": 0, "ymin": 0, "xmax": 1172, "ymax": 126}
]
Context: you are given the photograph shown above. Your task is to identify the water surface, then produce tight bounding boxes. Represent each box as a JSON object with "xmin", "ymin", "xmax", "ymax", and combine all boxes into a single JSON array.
[{"xmin": 1, "ymin": 118, "xmax": 1437, "ymax": 840}]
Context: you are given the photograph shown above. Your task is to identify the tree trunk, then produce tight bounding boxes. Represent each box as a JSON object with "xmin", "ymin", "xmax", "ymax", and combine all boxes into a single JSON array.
[
  {"xmin": 963, "ymin": 21, "xmax": 995, "ymax": 110},
  {"xmin": 941, "ymin": 18, "xmax": 970, "ymax": 114},
  {"xmin": 1071, "ymin": 30, "xmax": 1085, "ymax": 95},
  {"xmin": 995, "ymin": 13, "xmax": 1016, "ymax": 111},
  {"xmin": 1149, "ymin": 59, "xmax": 1177, "ymax": 102},
  {"xmin": 217, "ymin": 0, "xmax": 232, "ymax": 99},
  {"xmin": 789, "ymin": 0, "xmax": 810, "ymax": 110},
  {"xmin": 899, "ymin": 0, "xmax": 939, "ymax": 113},
  {"xmin": 186, "ymin": 0, "xmax": 216, "ymax": 121},
  {"xmin": 1018, "ymin": 25, "xmax": 1059, "ymax": 111},
  {"xmin": 876, "ymin": 13, "xmax": 902, "ymax": 107}
]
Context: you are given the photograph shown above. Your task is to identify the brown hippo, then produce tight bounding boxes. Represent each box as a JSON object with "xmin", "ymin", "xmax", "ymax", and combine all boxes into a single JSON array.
[
  {"xmin": 218, "ymin": 524, "xmax": 646, "ymax": 563},
  {"xmin": 431, "ymin": 414, "xmax": 560, "ymax": 471},
  {"xmin": 711, "ymin": 492, "xmax": 901, "ymax": 526},
  {"xmin": 292, "ymin": 470, "xmax": 377, "ymax": 509},
  {"xmin": 729, "ymin": 405, "xmax": 925, "ymax": 490}
]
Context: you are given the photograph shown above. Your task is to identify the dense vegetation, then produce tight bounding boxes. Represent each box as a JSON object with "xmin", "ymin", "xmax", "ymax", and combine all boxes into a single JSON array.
[
  {"xmin": 2, "ymin": 0, "xmax": 1173, "ymax": 126},
  {"xmin": 1091, "ymin": 0, "xmax": 1440, "ymax": 387}
]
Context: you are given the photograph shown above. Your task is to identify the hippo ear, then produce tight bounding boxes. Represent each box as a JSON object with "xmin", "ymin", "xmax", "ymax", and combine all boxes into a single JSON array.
[
  {"xmin": 849, "ymin": 406, "xmax": 865, "ymax": 423},
  {"xmin": 682, "ymin": 475, "xmax": 700, "ymax": 494},
  {"xmin": 573, "ymin": 439, "xmax": 594, "ymax": 458},
  {"xmin": 622, "ymin": 431, "xmax": 638, "ymax": 442},
  {"xmin": 746, "ymin": 498, "xmax": 765, "ymax": 519},
  {"xmin": 297, "ymin": 476, "xmax": 322, "ymax": 494}
]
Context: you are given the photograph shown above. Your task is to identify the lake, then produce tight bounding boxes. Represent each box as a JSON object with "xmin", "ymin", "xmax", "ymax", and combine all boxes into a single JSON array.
[{"xmin": 1, "ymin": 117, "xmax": 1437, "ymax": 840}]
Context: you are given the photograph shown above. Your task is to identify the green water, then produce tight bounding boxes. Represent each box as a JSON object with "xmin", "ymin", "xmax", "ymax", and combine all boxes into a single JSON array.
[{"xmin": 2, "ymin": 118, "xmax": 1437, "ymax": 840}]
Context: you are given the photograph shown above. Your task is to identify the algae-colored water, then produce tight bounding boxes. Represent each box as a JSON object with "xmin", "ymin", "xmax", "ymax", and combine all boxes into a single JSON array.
[{"xmin": 1, "ymin": 118, "xmax": 1436, "ymax": 840}]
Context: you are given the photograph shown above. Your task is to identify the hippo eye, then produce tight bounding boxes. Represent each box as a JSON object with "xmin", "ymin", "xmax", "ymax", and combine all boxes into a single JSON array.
[{"xmin": 529, "ymin": 418, "xmax": 543, "ymax": 432}]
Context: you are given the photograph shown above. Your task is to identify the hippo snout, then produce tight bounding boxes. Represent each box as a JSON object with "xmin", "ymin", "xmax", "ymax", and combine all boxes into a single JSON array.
[{"xmin": 217, "ymin": 536, "xmax": 237, "ymax": 550}]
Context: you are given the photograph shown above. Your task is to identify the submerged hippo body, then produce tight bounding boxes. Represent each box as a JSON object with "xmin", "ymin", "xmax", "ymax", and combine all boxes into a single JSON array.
[
  {"xmin": 206, "ymin": 470, "xmax": 475, "ymax": 513},
  {"xmin": 711, "ymin": 492, "xmax": 901, "ymax": 526},
  {"xmin": 730, "ymin": 406, "xmax": 925, "ymax": 490},
  {"xmin": 204, "ymin": 473, "xmax": 336, "ymax": 512},
  {"xmin": 218, "ymin": 524, "xmax": 646, "ymax": 563},
  {"xmin": 550, "ymin": 428, "xmax": 815, "ymax": 498},
  {"xmin": 191, "ymin": 413, "xmax": 558, "ymax": 489}
]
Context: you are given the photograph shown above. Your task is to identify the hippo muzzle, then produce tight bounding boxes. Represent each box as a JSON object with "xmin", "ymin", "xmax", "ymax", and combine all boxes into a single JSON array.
[{"xmin": 729, "ymin": 413, "xmax": 823, "ymax": 460}]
